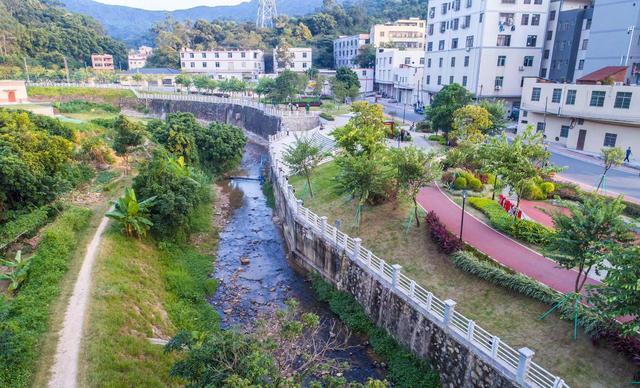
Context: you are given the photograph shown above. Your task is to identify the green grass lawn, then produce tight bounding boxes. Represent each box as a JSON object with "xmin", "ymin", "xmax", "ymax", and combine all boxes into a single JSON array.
[
  {"xmin": 290, "ymin": 162, "xmax": 637, "ymax": 387},
  {"xmin": 28, "ymin": 86, "xmax": 135, "ymax": 103}
]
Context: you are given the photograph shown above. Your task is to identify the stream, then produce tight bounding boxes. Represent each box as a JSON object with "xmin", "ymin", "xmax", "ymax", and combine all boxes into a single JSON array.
[{"xmin": 210, "ymin": 140, "xmax": 384, "ymax": 384}]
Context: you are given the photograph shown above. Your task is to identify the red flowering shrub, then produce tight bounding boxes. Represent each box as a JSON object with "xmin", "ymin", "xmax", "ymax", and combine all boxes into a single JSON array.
[{"xmin": 425, "ymin": 211, "xmax": 464, "ymax": 254}]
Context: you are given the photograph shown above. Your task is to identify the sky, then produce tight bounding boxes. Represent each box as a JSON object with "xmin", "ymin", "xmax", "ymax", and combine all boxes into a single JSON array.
[{"xmin": 94, "ymin": 0, "xmax": 248, "ymax": 11}]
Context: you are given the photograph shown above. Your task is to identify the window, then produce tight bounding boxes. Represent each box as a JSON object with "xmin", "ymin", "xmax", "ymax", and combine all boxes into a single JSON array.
[
  {"xmin": 426, "ymin": 75, "xmax": 431, "ymax": 84},
  {"xmin": 302, "ymin": 52, "xmax": 308, "ymax": 58},
  {"xmin": 437, "ymin": 75, "xmax": 442, "ymax": 85},
  {"xmin": 536, "ymin": 122, "xmax": 546, "ymax": 133},
  {"xmin": 581, "ymin": 39, "xmax": 589, "ymax": 50},
  {"xmin": 531, "ymin": 87, "xmax": 541, "ymax": 101},
  {"xmin": 604, "ymin": 133, "xmax": 618, "ymax": 147},
  {"xmin": 202, "ymin": 53, "xmax": 207, "ymax": 58},
  {"xmin": 552, "ymin": 88, "xmax": 562, "ymax": 103},
  {"xmin": 566, "ymin": 89, "xmax": 576, "ymax": 105},
  {"xmin": 439, "ymin": 57, "xmax": 443, "ymax": 67},
  {"xmin": 524, "ymin": 0, "xmax": 531, "ymax": 3},
  {"xmin": 531, "ymin": 14, "xmax": 540, "ymax": 26},
  {"xmin": 405, "ymin": 57, "xmax": 411, "ymax": 65},
  {"xmin": 550, "ymin": 10, "xmax": 556, "ymax": 21},
  {"xmin": 428, "ymin": 24, "xmax": 434, "ymax": 35},
  {"xmin": 578, "ymin": 60, "xmax": 584, "ymax": 70},
  {"xmin": 463, "ymin": 76, "xmax": 468, "ymax": 86},
  {"xmin": 451, "ymin": 57, "xmax": 456, "ymax": 66},
  {"xmin": 380, "ymin": 31, "xmax": 385, "ymax": 37},
  {"xmin": 215, "ymin": 52, "xmax": 220, "ymax": 58},
  {"xmin": 523, "ymin": 56, "xmax": 534, "ymax": 67},
  {"xmin": 527, "ymin": 35, "xmax": 538, "ymax": 47},
  {"xmin": 452, "ymin": 18, "xmax": 459, "ymax": 30},
  {"xmin": 429, "ymin": 7, "xmax": 435, "ymax": 18},
  {"xmin": 466, "ymin": 0, "xmax": 472, "ymax": 8},
  {"xmin": 497, "ymin": 55, "xmax": 506, "ymax": 66},
  {"xmin": 189, "ymin": 53, "xmax": 195, "ymax": 58},
  {"xmin": 521, "ymin": 14, "xmax": 529, "ymax": 25},
  {"xmin": 427, "ymin": 42, "xmax": 433, "ymax": 51},
  {"xmin": 464, "ymin": 56, "xmax": 469, "ymax": 67},
  {"xmin": 215, "ymin": 62, "xmax": 220, "ymax": 68},
  {"xmin": 241, "ymin": 52, "xmax": 246, "ymax": 58},
  {"xmin": 450, "ymin": 76, "xmax": 454, "ymax": 84},
  {"xmin": 614, "ymin": 92, "xmax": 632, "ymax": 109},
  {"xmin": 540, "ymin": 68, "xmax": 547, "ymax": 78},
  {"xmin": 203, "ymin": 62, "xmax": 207, "ymax": 68},
  {"xmin": 495, "ymin": 76, "xmax": 504, "ymax": 88},
  {"xmin": 190, "ymin": 62, "xmax": 195, "ymax": 68},
  {"xmin": 453, "ymin": 0, "xmax": 461, "ymax": 11},
  {"xmin": 427, "ymin": 58, "xmax": 432, "ymax": 67},
  {"xmin": 463, "ymin": 15, "xmax": 471, "ymax": 28},
  {"xmin": 440, "ymin": 22, "xmax": 447, "ymax": 33},
  {"xmin": 441, "ymin": 3, "xmax": 448, "ymax": 14},
  {"xmin": 439, "ymin": 40, "xmax": 445, "ymax": 50},
  {"xmin": 585, "ymin": 18, "xmax": 592, "ymax": 30},
  {"xmin": 466, "ymin": 35, "xmax": 474, "ymax": 48},
  {"xmin": 303, "ymin": 62, "xmax": 308, "ymax": 68},
  {"xmin": 452, "ymin": 38, "xmax": 459, "ymax": 49},
  {"xmin": 479, "ymin": 13, "xmax": 484, "ymax": 22},
  {"xmin": 502, "ymin": 0, "xmax": 515, "ymax": 3},
  {"xmin": 560, "ymin": 126, "xmax": 569, "ymax": 138},
  {"xmin": 546, "ymin": 30, "xmax": 553, "ymax": 41},
  {"xmin": 590, "ymin": 91, "xmax": 606, "ymax": 107},
  {"xmin": 420, "ymin": 57, "xmax": 425, "ymax": 65},
  {"xmin": 228, "ymin": 52, "xmax": 233, "ymax": 58},
  {"xmin": 497, "ymin": 35, "xmax": 511, "ymax": 46},
  {"xmin": 534, "ymin": 0, "xmax": 542, "ymax": 4}
]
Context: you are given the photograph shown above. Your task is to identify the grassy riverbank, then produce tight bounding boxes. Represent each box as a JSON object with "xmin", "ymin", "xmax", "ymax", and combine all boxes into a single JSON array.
[
  {"xmin": 290, "ymin": 162, "xmax": 636, "ymax": 387},
  {"xmin": 81, "ymin": 198, "xmax": 219, "ymax": 387}
]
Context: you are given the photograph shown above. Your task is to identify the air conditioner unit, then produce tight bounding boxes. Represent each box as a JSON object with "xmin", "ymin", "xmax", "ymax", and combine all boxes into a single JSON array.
[
  {"xmin": 495, "ymin": 85, "xmax": 502, "ymax": 91},
  {"xmin": 518, "ymin": 66, "xmax": 525, "ymax": 71}
]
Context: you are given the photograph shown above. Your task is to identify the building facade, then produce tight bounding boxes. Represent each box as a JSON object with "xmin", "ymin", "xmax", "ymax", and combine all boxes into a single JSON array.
[
  {"xmin": 91, "ymin": 54, "xmax": 114, "ymax": 71},
  {"xmin": 375, "ymin": 48, "xmax": 425, "ymax": 103},
  {"xmin": 119, "ymin": 68, "xmax": 181, "ymax": 87},
  {"xmin": 273, "ymin": 47, "xmax": 312, "ymax": 73},
  {"xmin": 0, "ymin": 80, "xmax": 28, "ymax": 104},
  {"xmin": 180, "ymin": 48, "xmax": 264, "ymax": 80},
  {"xmin": 333, "ymin": 34, "xmax": 370, "ymax": 68},
  {"xmin": 423, "ymin": 0, "xmax": 552, "ymax": 103},
  {"xmin": 370, "ymin": 18, "xmax": 427, "ymax": 50},
  {"xmin": 545, "ymin": 3, "xmax": 592, "ymax": 82},
  {"xmin": 518, "ymin": 77, "xmax": 640, "ymax": 160},
  {"xmin": 128, "ymin": 46, "xmax": 154, "ymax": 70}
]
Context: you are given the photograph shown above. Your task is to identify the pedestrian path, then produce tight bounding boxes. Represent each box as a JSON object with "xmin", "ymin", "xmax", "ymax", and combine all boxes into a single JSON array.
[{"xmin": 416, "ymin": 185, "xmax": 600, "ymax": 294}]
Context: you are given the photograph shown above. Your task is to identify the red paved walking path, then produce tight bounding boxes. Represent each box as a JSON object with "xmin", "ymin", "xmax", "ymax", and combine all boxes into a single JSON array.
[{"xmin": 417, "ymin": 185, "xmax": 600, "ymax": 294}]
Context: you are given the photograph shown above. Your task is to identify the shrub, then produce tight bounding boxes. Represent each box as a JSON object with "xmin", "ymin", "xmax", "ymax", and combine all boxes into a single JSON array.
[
  {"xmin": 522, "ymin": 180, "xmax": 546, "ymax": 200},
  {"xmin": 89, "ymin": 118, "xmax": 116, "ymax": 128},
  {"xmin": 441, "ymin": 170, "xmax": 456, "ymax": 185},
  {"xmin": 0, "ymin": 206, "xmax": 59, "ymax": 249},
  {"xmin": 468, "ymin": 197, "xmax": 553, "ymax": 245},
  {"xmin": 540, "ymin": 181, "xmax": 555, "ymax": 195},
  {"xmin": 468, "ymin": 177, "xmax": 483, "ymax": 192},
  {"xmin": 416, "ymin": 121, "xmax": 432, "ymax": 133},
  {"xmin": 552, "ymin": 182, "xmax": 581, "ymax": 201},
  {"xmin": 53, "ymin": 100, "xmax": 120, "ymax": 114},
  {"xmin": 425, "ymin": 211, "xmax": 464, "ymax": 254},
  {"xmin": 319, "ymin": 112, "xmax": 335, "ymax": 121},
  {"xmin": 453, "ymin": 176, "xmax": 467, "ymax": 190},
  {"xmin": 78, "ymin": 137, "xmax": 115, "ymax": 165},
  {"xmin": 428, "ymin": 134, "xmax": 446, "ymax": 145}
]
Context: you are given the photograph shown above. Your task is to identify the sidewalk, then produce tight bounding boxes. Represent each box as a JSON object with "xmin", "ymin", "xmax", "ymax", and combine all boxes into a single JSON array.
[{"xmin": 417, "ymin": 184, "xmax": 600, "ymax": 294}]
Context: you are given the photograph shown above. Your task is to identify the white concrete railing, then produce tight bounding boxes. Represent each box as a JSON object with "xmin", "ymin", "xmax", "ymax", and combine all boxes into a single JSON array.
[{"xmin": 267, "ymin": 147, "xmax": 570, "ymax": 388}]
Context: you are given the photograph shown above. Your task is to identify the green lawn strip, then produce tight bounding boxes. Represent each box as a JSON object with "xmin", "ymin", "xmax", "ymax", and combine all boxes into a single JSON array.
[
  {"xmin": 310, "ymin": 273, "xmax": 440, "ymax": 388},
  {"xmin": 83, "ymin": 197, "xmax": 218, "ymax": 387},
  {"xmin": 27, "ymin": 86, "xmax": 135, "ymax": 103},
  {"xmin": 0, "ymin": 206, "xmax": 93, "ymax": 388}
]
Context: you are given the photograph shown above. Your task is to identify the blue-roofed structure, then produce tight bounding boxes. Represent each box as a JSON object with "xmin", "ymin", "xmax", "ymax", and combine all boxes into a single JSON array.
[{"xmin": 121, "ymin": 68, "xmax": 181, "ymax": 75}]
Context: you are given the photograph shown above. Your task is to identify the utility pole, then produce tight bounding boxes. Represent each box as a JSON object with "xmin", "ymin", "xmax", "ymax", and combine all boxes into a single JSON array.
[
  {"xmin": 63, "ymin": 56, "xmax": 70, "ymax": 83},
  {"xmin": 23, "ymin": 57, "xmax": 30, "ymax": 83}
]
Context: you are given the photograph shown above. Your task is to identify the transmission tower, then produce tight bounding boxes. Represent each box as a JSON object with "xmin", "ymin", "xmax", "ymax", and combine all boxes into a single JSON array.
[{"xmin": 256, "ymin": 0, "xmax": 278, "ymax": 29}]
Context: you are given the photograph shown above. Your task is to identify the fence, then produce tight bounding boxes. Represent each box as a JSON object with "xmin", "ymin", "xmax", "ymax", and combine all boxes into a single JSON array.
[{"xmin": 267, "ymin": 148, "xmax": 570, "ymax": 388}]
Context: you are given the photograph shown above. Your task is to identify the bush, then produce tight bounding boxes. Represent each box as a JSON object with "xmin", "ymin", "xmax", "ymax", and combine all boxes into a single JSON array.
[
  {"xmin": 310, "ymin": 273, "xmax": 440, "ymax": 387},
  {"xmin": 319, "ymin": 112, "xmax": 335, "ymax": 121},
  {"xmin": 0, "ymin": 206, "xmax": 92, "ymax": 387},
  {"xmin": 441, "ymin": 170, "xmax": 456, "ymax": 185},
  {"xmin": 78, "ymin": 137, "xmax": 115, "ymax": 165},
  {"xmin": 425, "ymin": 211, "xmax": 464, "ymax": 254},
  {"xmin": 0, "ymin": 206, "xmax": 59, "ymax": 249},
  {"xmin": 468, "ymin": 197, "xmax": 553, "ymax": 245},
  {"xmin": 416, "ymin": 121, "xmax": 432, "ymax": 133},
  {"xmin": 522, "ymin": 180, "xmax": 546, "ymax": 200},
  {"xmin": 468, "ymin": 177, "xmax": 483, "ymax": 192},
  {"xmin": 90, "ymin": 118, "xmax": 116, "ymax": 128},
  {"xmin": 53, "ymin": 100, "xmax": 120, "ymax": 114},
  {"xmin": 540, "ymin": 181, "xmax": 555, "ymax": 195},
  {"xmin": 453, "ymin": 176, "xmax": 467, "ymax": 190},
  {"xmin": 428, "ymin": 134, "xmax": 446, "ymax": 145}
]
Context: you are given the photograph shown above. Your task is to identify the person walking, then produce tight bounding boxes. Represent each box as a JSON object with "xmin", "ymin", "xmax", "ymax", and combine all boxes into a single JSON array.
[{"xmin": 624, "ymin": 146, "xmax": 632, "ymax": 162}]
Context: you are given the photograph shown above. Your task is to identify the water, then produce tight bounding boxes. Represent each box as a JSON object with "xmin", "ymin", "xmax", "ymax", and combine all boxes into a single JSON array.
[{"xmin": 210, "ymin": 141, "xmax": 384, "ymax": 383}]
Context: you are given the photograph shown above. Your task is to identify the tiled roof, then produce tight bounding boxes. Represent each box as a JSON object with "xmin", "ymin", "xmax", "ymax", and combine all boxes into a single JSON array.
[{"xmin": 577, "ymin": 66, "xmax": 627, "ymax": 82}]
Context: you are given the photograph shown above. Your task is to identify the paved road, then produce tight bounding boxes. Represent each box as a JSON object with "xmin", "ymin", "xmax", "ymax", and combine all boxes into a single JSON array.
[{"xmin": 550, "ymin": 151, "xmax": 640, "ymax": 201}]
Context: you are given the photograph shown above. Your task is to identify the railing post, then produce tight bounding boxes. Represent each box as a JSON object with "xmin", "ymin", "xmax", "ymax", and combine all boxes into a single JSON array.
[
  {"xmin": 409, "ymin": 280, "xmax": 416, "ymax": 297},
  {"xmin": 426, "ymin": 292, "xmax": 433, "ymax": 312},
  {"xmin": 366, "ymin": 250, "xmax": 373, "ymax": 266},
  {"xmin": 352, "ymin": 238, "xmax": 361, "ymax": 259},
  {"xmin": 466, "ymin": 320, "xmax": 476, "ymax": 341},
  {"xmin": 378, "ymin": 260, "xmax": 385, "ymax": 274},
  {"xmin": 391, "ymin": 264, "xmax": 402, "ymax": 289},
  {"xmin": 443, "ymin": 299, "xmax": 457, "ymax": 326},
  {"xmin": 287, "ymin": 184, "xmax": 295, "ymax": 202},
  {"xmin": 296, "ymin": 199, "xmax": 303, "ymax": 215},
  {"xmin": 490, "ymin": 336, "xmax": 500, "ymax": 359},
  {"xmin": 516, "ymin": 347, "xmax": 535, "ymax": 384},
  {"xmin": 552, "ymin": 377, "xmax": 565, "ymax": 388},
  {"xmin": 320, "ymin": 216, "xmax": 328, "ymax": 237}
]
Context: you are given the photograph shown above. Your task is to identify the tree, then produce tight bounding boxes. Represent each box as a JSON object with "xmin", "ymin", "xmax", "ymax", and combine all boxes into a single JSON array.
[
  {"xmin": 546, "ymin": 196, "xmax": 631, "ymax": 295},
  {"xmin": 255, "ymin": 77, "xmax": 276, "ymax": 99},
  {"xmin": 389, "ymin": 147, "xmax": 442, "ymax": 226},
  {"xmin": 106, "ymin": 187, "xmax": 156, "ymax": 238},
  {"xmin": 597, "ymin": 147, "xmax": 625, "ymax": 191},
  {"xmin": 192, "ymin": 75, "xmax": 211, "ymax": 93},
  {"xmin": 425, "ymin": 84, "xmax": 473, "ymax": 137},
  {"xmin": 335, "ymin": 153, "xmax": 393, "ymax": 208},
  {"xmin": 283, "ymin": 138, "xmax": 322, "ymax": 197},
  {"xmin": 355, "ymin": 44, "xmax": 376, "ymax": 68},
  {"xmin": 275, "ymin": 42, "xmax": 295, "ymax": 70},
  {"xmin": 589, "ymin": 245, "xmax": 640, "ymax": 336},
  {"xmin": 195, "ymin": 122, "xmax": 247, "ymax": 174},
  {"xmin": 175, "ymin": 74, "xmax": 192, "ymax": 91},
  {"xmin": 451, "ymin": 105, "xmax": 493, "ymax": 144},
  {"xmin": 335, "ymin": 67, "xmax": 361, "ymax": 90},
  {"xmin": 271, "ymin": 70, "xmax": 305, "ymax": 102},
  {"xmin": 332, "ymin": 102, "xmax": 386, "ymax": 157},
  {"xmin": 479, "ymin": 100, "xmax": 508, "ymax": 134},
  {"xmin": 112, "ymin": 115, "xmax": 145, "ymax": 174},
  {"xmin": 331, "ymin": 77, "xmax": 360, "ymax": 102},
  {"xmin": 166, "ymin": 128, "xmax": 198, "ymax": 165}
]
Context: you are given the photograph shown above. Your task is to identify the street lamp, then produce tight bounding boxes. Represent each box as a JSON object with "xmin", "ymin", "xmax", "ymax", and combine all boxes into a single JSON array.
[{"xmin": 460, "ymin": 190, "xmax": 467, "ymax": 242}]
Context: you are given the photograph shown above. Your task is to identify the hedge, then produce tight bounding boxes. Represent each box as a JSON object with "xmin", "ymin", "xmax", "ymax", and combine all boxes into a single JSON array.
[
  {"xmin": 319, "ymin": 112, "xmax": 335, "ymax": 121},
  {"xmin": 467, "ymin": 197, "xmax": 553, "ymax": 245},
  {"xmin": 428, "ymin": 134, "xmax": 446, "ymax": 145},
  {"xmin": 0, "ymin": 205, "xmax": 61, "ymax": 250},
  {"xmin": 425, "ymin": 211, "xmax": 464, "ymax": 254},
  {"xmin": 0, "ymin": 206, "xmax": 92, "ymax": 387}
]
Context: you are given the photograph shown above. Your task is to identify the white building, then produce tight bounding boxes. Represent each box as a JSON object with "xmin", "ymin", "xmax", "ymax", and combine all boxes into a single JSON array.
[
  {"xmin": 333, "ymin": 34, "xmax": 370, "ymax": 68},
  {"xmin": 518, "ymin": 76, "xmax": 640, "ymax": 160},
  {"xmin": 370, "ymin": 18, "xmax": 427, "ymax": 50},
  {"xmin": 128, "ymin": 46, "xmax": 153, "ymax": 70},
  {"xmin": 375, "ymin": 48, "xmax": 425, "ymax": 104},
  {"xmin": 273, "ymin": 47, "xmax": 312, "ymax": 73},
  {"xmin": 423, "ymin": 0, "xmax": 553, "ymax": 104},
  {"xmin": 180, "ymin": 48, "xmax": 264, "ymax": 80}
]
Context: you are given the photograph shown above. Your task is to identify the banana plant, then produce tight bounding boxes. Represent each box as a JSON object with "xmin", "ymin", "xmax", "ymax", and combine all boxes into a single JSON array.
[
  {"xmin": 0, "ymin": 251, "xmax": 30, "ymax": 293},
  {"xmin": 106, "ymin": 188, "xmax": 156, "ymax": 238}
]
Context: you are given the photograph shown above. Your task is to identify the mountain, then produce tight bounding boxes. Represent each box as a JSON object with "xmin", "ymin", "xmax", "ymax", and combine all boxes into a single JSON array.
[{"xmin": 60, "ymin": 0, "xmax": 324, "ymax": 47}]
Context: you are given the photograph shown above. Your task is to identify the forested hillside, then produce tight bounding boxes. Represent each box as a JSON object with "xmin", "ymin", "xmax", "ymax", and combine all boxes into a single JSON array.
[{"xmin": 0, "ymin": 0, "xmax": 127, "ymax": 70}]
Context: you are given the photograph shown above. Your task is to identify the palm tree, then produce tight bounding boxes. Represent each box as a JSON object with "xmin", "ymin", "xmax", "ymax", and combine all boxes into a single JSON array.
[
  {"xmin": 0, "ymin": 251, "xmax": 30, "ymax": 293},
  {"xmin": 106, "ymin": 188, "xmax": 156, "ymax": 238}
]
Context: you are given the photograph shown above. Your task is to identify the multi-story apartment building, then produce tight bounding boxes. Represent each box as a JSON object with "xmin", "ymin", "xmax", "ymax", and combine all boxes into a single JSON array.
[
  {"xmin": 180, "ymin": 48, "xmax": 264, "ymax": 80},
  {"xmin": 333, "ymin": 34, "xmax": 370, "ymax": 68},
  {"xmin": 370, "ymin": 18, "xmax": 427, "ymax": 50},
  {"xmin": 375, "ymin": 48, "xmax": 425, "ymax": 103},
  {"xmin": 128, "ymin": 46, "xmax": 153, "ymax": 70},
  {"xmin": 423, "ymin": 0, "xmax": 553, "ymax": 104},
  {"xmin": 273, "ymin": 47, "xmax": 312, "ymax": 73},
  {"xmin": 518, "ymin": 72, "xmax": 639, "ymax": 160},
  {"xmin": 91, "ymin": 54, "xmax": 114, "ymax": 71}
]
